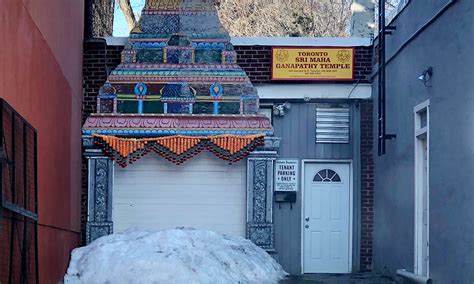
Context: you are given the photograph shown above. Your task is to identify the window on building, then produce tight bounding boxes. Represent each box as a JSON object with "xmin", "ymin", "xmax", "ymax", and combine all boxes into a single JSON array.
[
  {"xmin": 374, "ymin": 0, "xmax": 411, "ymax": 35},
  {"xmin": 419, "ymin": 109, "xmax": 428, "ymax": 129},
  {"xmin": 396, "ymin": 0, "xmax": 410, "ymax": 13},
  {"xmin": 313, "ymin": 169, "xmax": 342, "ymax": 183},
  {"xmin": 259, "ymin": 106, "xmax": 273, "ymax": 124},
  {"xmin": 385, "ymin": 0, "xmax": 411, "ymax": 24}
]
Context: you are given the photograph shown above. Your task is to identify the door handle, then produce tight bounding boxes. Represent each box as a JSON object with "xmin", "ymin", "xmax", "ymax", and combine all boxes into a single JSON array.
[
  {"xmin": 305, "ymin": 225, "xmax": 309, "ymax": 229},
  {"xmin": 305, "ymin": 217, "xmax": 310, "ymax": 222}
]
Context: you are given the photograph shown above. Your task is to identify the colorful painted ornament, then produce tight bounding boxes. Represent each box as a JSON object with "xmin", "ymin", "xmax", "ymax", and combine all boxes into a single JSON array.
[
  {"xmin": 210, "ymin": 83, "xmax": 223, "ymax": 98},
  {"xmin": 134, "ymin": 82, "xmax": 148, "ymax": 98},
  {"xmin": 83, "ymin": 0, "xmax": 273, "ymax": 166},
  {"xmin": 93, "ymin": 134, "xmax": 265, "ymax": 167}
]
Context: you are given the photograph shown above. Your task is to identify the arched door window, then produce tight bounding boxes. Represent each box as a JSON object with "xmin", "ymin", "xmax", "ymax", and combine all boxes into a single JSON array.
[{"xmin": 313, "ymin": 169, "xmax": 341, "ymax": 182}]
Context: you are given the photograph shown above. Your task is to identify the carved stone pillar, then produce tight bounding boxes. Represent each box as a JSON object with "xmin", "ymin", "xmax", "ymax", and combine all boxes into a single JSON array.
[
  {"xmin": 84, "ymin": 136, "xmax": 114, "ymax": 244},
  {"xmin": 246, "ymin": 137, "xmax": 280, "ymax": 251}
]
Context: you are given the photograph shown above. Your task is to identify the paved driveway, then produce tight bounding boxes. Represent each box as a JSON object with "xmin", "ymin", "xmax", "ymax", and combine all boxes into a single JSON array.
[{"xmin": 280, "ymin": 273, "xmax": 395, "ymax": 284}]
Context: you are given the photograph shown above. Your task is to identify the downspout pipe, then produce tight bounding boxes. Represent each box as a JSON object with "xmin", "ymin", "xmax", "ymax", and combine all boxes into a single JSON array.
[{"xmin": 396, "ymin": 269, "xmax": 432, "ymax": 284}]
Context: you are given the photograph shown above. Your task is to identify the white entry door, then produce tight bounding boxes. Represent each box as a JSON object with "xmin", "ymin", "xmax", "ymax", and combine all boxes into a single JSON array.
[{"xmin": 303, "ymin": 162, "xmax": 351, "ymax": 273}]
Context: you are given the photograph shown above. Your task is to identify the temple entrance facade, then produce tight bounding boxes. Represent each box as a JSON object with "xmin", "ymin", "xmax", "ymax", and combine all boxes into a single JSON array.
[
  {"xmin": 82, "ymin": 0, "xmax": 375, "ymax": 275},
  {"xmin": 83, "ymin": 0, "xmax": 278, "ymax": 252}
]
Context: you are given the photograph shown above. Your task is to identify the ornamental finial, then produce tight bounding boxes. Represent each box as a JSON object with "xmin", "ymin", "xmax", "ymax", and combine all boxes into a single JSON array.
[
  {"xmin": 144, "ymin": 0, "xmax": 215, "ymax": 10},
  {"xmin": 145, "ymin": 0, "xmax": 180, "ymax": 9}
]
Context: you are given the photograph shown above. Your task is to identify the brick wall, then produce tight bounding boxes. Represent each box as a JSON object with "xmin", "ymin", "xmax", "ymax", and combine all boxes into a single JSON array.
[
  {"xmin": 234, "ymin": 46, "xmax": 271, "ymax": 84},
  {"xmin": 234, "ymin": 45, "xmax": 373, "ymax": 84},
  {"xmin": 81, "ymin": 41, "xmax": 375, "ymax": 272},
  {"xmin": 82, "ymin": 39, "xmax": 123, "ymax": 124},
  {"xmin": 360, "ymin": 100, "xmax": 374, "ymax": 272}
]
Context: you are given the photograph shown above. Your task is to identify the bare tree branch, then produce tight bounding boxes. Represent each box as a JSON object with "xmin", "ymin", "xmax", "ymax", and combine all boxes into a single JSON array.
[
  {"xmin": 217, "ymin": 0, "xmax": 353, "ymax": 37},
  {"xmin": 112, "ymin": 0, "xmax": 356, "ymax": 36},
  {"xmin": 117, "ymin": 0, "xmax": 138, "ymax": 31},
  {"xmin": 86, "ymin": 0, "xmax": 115, "ymax": 37}
]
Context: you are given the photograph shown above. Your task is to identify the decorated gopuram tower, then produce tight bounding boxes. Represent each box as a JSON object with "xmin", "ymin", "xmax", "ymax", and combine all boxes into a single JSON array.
[{"xmin": 82, "ymin": 0, "xmax": 279, "ymax": 252}]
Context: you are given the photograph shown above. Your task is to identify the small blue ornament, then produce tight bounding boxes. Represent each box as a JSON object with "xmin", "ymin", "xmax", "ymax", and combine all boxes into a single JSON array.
[
  {"xmin": 210, "ymin": 83, "xmax": 223, "ymax": 98},
  {"xmin": 134, "ymin": 83, "xmax": 148, "ymax": 97}
]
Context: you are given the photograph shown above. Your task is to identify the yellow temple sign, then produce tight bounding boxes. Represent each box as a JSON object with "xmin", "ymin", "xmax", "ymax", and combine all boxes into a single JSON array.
[{"xmin": 271, "ymin": 47, "xmax": 354, "ymax": 81}]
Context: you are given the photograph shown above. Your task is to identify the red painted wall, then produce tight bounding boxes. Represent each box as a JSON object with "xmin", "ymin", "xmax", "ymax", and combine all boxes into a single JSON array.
[{"xmin": 0, "ymin": 0, "xmax": 84, "ymax": 283}]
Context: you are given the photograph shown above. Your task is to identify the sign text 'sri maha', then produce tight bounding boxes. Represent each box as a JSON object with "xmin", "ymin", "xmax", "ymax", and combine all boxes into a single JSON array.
[{"xmin": 272, "ymin": 47, "xmax": 354, "ymax": 81}]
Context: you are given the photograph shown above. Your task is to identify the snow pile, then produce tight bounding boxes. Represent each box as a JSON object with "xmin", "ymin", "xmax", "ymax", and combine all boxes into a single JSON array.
[{"xmin": 64, "ymin": 228, "xmax": 287, "ymax": 284}]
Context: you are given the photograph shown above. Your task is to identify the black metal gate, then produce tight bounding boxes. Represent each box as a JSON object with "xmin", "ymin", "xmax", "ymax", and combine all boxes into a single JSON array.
[{"xmin": 0, "ymin": 99, "xmax": 38, "ymax": 284}]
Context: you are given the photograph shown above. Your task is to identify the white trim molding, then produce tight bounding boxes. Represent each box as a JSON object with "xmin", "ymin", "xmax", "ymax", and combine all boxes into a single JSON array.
[
  {"xmin": 414, "ymin": 99, "xmax": 430, "ymax": 278},
  {"xmin": 257, "ymin": 84, "xmax": 372, "ymax": 100},
  {"xmin": 104, "ymin": 36, "xmax": 372, "ymax": 47},
  {"xmin": 231, "ymin": 37, "xmax": 372, "ymax": 47}
]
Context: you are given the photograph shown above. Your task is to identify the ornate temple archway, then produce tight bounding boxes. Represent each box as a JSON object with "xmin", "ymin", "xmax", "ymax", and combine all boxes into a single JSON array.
[{"xmin": 82, "ymin": 0, "xmax": 279, "ymax": 251}]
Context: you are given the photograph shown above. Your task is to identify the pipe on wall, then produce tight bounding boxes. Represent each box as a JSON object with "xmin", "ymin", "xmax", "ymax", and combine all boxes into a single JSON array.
[{"xmin": 396, "ymin": 269, "xmax": 432, "ymax": 284}]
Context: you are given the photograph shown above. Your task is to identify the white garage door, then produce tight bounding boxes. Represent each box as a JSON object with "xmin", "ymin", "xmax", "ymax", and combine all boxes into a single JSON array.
[{"xmin": 113, "ymin": 152, "xmax": 247, "ymax": 237}]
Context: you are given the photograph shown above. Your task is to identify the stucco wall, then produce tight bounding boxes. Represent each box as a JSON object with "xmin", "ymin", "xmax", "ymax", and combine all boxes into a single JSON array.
[
  {"xmin": 372, "ymin": 1, "xmax": 474, "ymax": 282},
  {"xmin": 0, "ymin": 0, "xmax": 84, "ymax": 282}
]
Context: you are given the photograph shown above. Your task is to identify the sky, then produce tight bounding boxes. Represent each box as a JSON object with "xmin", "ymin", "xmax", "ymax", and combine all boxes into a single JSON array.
[{"xmin": 113, "ymin": 0, "xmax": 146, "ymax": 37}]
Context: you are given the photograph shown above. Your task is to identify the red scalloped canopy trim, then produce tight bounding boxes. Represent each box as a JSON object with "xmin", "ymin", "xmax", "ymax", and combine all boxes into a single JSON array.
[{"xmin": 93, "ymin": 134, "xmax": 265, "ymax": 166}]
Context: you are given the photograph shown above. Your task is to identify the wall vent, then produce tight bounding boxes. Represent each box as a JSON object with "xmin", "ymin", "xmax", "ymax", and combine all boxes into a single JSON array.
[{"xmin": 316, "ymin": 107, "xmax": 350, "ymax": 144}]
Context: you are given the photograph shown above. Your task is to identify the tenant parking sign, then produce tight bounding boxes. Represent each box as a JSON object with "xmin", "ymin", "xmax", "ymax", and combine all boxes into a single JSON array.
[{"xmin": 275, "ymin": 159, "xmax": 299, "ymax": 192}]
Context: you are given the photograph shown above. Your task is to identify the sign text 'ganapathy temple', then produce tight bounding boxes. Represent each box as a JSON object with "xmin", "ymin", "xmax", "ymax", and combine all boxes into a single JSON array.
[{"xmin": 272, "ymin": 47, "xmax": 354, "ymax": 80}]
